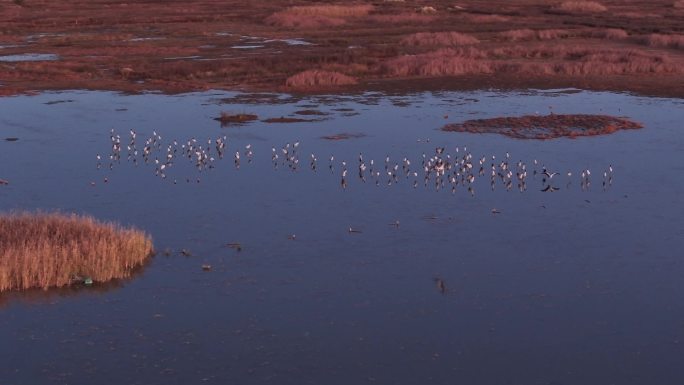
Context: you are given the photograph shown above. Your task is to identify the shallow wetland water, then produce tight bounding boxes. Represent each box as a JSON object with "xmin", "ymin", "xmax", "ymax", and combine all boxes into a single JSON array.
[{"xmin": 1, "ymin": 89, "xmax": 683, "ymax": 384}]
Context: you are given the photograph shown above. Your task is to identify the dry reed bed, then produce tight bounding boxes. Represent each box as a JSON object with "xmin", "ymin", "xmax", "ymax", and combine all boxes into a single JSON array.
[
  {"xmin": 553, "ymin": 1, "xmax": 608, "ymax": 13},
  {"xmin": 401, "ymin": 32, "xmax": 479, "ymax": 46},
  {"xmin": 642, "ymin": 34, "xmax": 684, "ymax": 49},
  {"xmin": 265, "ymin": 4, "xmax": 374, "ymax": 28},
  {"xmin": 465, "ymin": 14, "xmax": 510, "ymax": 23},
  {"xmin": 366, "ymin": 13, "xmax": 436, "ymax": 24},
  {"xmin": 382, "ymin": 45, "xmax": 682, "ymax": 77},
  {"xmin": 500, "ymin": 29, "xmax": 571, "ymax": 42},
  {"xmin": 499, "ymin": 28, "xmax": 628, "ymax": 42},
  {"xmin": 0, "ymin": 212, "xmax": 153, "ymax": 292},
  {"xmin": 285, "ymin": 70, "xmax": 358, "ymax": 88},
  {"xmin": 2, "ymin": 0, "xmax": 684, "ymax": 97}
]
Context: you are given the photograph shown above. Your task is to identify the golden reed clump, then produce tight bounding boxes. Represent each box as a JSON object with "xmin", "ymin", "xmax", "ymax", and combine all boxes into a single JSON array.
[
  {"xmin": 0, "ymin": 212, "xmax": 153, "ymax": 292},
  {"xmin": 554, "ymin": 1, "xmax": 608, "ymax": 13},
  {"xmin": 401, "ymin": 32, "xmax": 480, "ymax": 46},
  {"xmin": 285, "ymin": 70, "xmax": 358, "ymax": 88}
]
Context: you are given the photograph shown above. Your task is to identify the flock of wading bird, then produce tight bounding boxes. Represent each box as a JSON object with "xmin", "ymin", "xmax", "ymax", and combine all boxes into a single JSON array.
[{"xmin": 98, "ymin": 129, "xmax": 616, "ymax": 196}]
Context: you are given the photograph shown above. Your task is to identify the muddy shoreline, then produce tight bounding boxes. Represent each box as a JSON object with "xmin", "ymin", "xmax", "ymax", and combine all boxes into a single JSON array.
[{"xmin": 1, "ymin": 0, "xmax": 683, "ymax": 98}]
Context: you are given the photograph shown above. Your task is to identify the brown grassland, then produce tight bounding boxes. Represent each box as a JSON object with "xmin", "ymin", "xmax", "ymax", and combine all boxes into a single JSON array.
[
  {"xmin": 553, "ymin": 1, "xmax": 608, "ymax": 13},
  {"xmin": 0, "ymin": 212, "xmax": 153, "ymax": 292},
  {"xmin": 0, "ymin": 0, "xmax": 682, "ymax": 96}
]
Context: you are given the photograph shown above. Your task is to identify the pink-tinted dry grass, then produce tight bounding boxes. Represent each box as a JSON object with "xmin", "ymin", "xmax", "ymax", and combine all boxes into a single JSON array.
[
  {"xmin": 367, "ymin": 13, "xmax": 436, "ymax": 24},
  {"xmin": 0, "ymin": 212, "xmax": 153, "ymax": 292},
  {"xmin": 265, "ymin": 14, "xmax": 347, "ymax": 29},
  {"xmin": 383, "ymin": 48, "xmax": 493, "ymax": 77},
  {"xmin": 554, "ymin": 1, "xmax": 607, "ymax": 13},
  {"xmin": 592, "ymin": 28, "xmax": 629, "ymax": 39},
  {"xmin": 279, "ymin": 5, "xmax": 373, "ymax": 17},
  {"xmin": 642, "ymin": 34, "xmax": 684, "ymax": 49},
  {"xmin": 538, "ymin": 29, "xmax": 573, "ymax": 40},
  {"xmin": 500, "ymin": 29, "xmax": 537, "ymax": 41},
  {"xmin": 500, "ymin": 29, "xmax": 573, "ymax": 42},
  {"xmin": 265, "ymin": 4, "xmax": 373, "ymax": 28},
  {"xmin": 285, "ymin": 70, "xmax": 358, "ymax": 88},
  {"xmin": 383, "ymin": 45, "xmax": 681, "ymax": 77},
  {"xmin": 674, "ymin": 1, "xmax": 684, "ymax": 8},
  {"xmin": 614, "ymin": 11, "xmax": 661, "ymax": 18},
  {"xmin": 465, "ymin": 14, "xmax": 510, "ymax": 23},
  {"xmin": 401, "ymin": 32, "xmax": 479, "ymax": 46}
]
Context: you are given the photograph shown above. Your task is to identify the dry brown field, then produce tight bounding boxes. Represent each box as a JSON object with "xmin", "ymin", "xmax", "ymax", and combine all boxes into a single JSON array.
[{"xmin": 0, "ymin": 0, "xmax": 682, "ymax": 96}]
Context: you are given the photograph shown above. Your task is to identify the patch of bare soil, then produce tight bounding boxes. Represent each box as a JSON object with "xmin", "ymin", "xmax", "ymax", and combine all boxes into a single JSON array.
[
  {"xmin": 443, "ymin": 114, "xmax": 643, "ymax": 139},
  {"xmin": 1, "ymin": 0, "xmax": 683, "ymax": 97}
]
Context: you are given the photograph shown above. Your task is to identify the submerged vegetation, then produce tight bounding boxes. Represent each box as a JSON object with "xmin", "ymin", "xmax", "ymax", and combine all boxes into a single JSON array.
[
  {"xmin": 0, "ymin": 212, "xmax": 153, "ymax": 292},
  {"xmin": 214, "ymin": 112, "xmax": 259, "ymax": 125}
]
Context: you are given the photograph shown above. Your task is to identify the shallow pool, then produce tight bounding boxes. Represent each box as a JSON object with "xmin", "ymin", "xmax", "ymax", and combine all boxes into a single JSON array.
[{"xmin": 1, "ymin": 88, "xmax": 683, "ymax": 385}]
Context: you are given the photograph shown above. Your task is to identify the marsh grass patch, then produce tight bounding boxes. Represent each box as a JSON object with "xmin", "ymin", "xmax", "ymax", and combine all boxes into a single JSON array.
[
  {"xmin": 214, "ymin": 111, "xmax": 259, "ymax": 126},
  {"xmin": 0, "ymin": 212, "xmax": 153, "ymax": 292}
]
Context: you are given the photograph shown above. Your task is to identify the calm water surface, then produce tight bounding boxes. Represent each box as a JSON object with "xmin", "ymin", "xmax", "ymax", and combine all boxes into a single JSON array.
[{"xmin": 1, "ymin": 89, "xmax": 683, "ymax": 385}]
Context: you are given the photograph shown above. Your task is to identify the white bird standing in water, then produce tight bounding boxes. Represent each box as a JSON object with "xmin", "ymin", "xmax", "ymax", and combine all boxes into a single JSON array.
[{"xmin": 99, "ymin": 131, "xmax": 615, "ymax": 202}]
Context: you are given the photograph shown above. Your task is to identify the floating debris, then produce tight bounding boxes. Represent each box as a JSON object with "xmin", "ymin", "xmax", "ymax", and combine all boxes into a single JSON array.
[
  {"xmin": 71, "ymin": 275, "xmax": 93, "ymax": 285},
  {"xmin": 201, "ymin": 264, "xmax": 212, "ymax": 271},
  {"xmin": 295, "ymin": 109, "xmax": 328, "ymax": 116},
  {"xmin": 263, "ymin": 117, "xmax": 321, "ymax": 123},
  {"xmin": 44, "ymin": 99, "xmax": 74, "ymax": 105},
  {"xmin": 434, "ymin": 278, "xmax": 447, "ymax": 294},
  {"xmin": 321, "ymin": 133, "xmax": 366, "ymax": 141}
]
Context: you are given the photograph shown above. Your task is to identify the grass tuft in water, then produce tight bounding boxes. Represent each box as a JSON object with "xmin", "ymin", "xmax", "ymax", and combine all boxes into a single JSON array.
[{"xmin": 0, "ymin": 211, "xmax": 153, "ymax": 292}]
